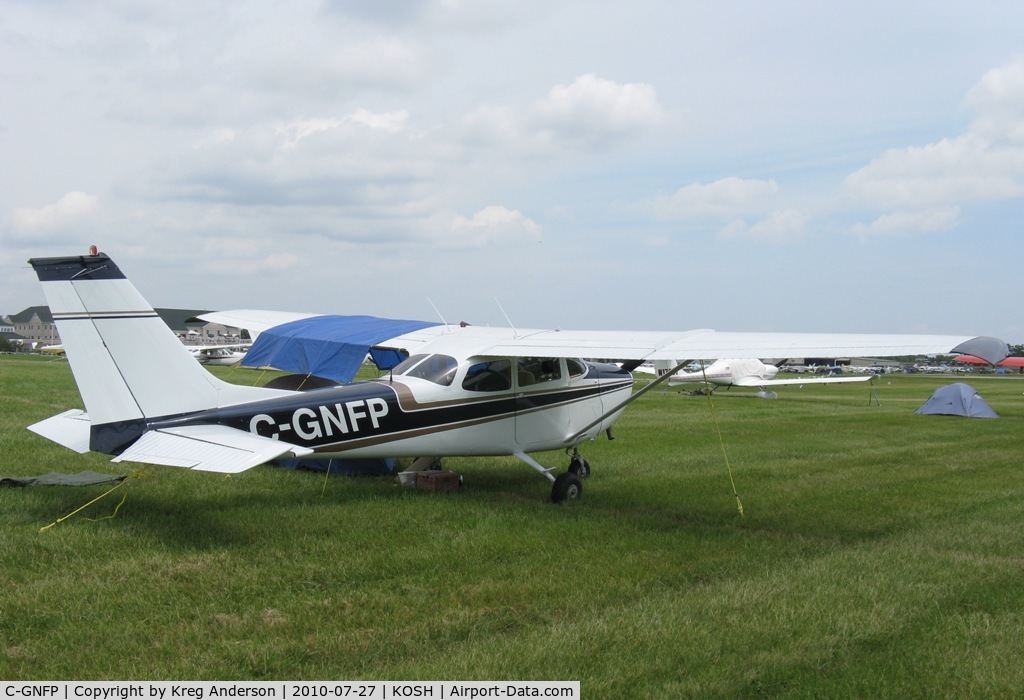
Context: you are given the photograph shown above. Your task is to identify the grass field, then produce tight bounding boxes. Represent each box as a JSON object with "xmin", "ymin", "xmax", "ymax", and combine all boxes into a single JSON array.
[{"xmin": 2, "ymin": 353, "xmax": 1024, "ymax": 696}]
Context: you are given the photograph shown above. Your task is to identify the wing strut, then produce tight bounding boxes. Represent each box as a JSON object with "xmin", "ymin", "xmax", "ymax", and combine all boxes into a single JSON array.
[
  {"xmin": 567, "ymin": 359, "xmax": 691, "ymax": 444},
  {"xmin": 513, "ymin": 451, "xmax": 558, "ymax": 483}
]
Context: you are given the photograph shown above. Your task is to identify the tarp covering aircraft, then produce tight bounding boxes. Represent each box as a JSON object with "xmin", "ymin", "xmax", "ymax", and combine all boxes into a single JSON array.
[
  {"xmin": 24, "ymin": 251, "xmax": 1009, "ymax": 503},
  {"xmin": 238, "ymin": 314, "xmax": 443, "ymax": 383}
]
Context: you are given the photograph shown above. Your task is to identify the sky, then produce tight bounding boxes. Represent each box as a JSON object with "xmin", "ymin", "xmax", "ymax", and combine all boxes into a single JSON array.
[{"xmin": 2, "ymin": 1, "xmax": 1024, "ymax": 343}]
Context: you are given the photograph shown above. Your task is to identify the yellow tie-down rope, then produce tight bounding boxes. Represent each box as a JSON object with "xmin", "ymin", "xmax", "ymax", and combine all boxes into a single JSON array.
[
  {"xmin": 699, "ymin": 362, "xmax": 744, "ymax": 518},
  {"xmin": 39, "ymin": 470, "xmax": 152, "ymax": 533}
]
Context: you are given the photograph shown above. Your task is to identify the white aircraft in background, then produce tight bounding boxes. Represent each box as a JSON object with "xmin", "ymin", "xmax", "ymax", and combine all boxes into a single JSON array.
[
  {"xmin": 636, "ymin": 358, "xmax": 874, "ymax": 398},
  {"xmin": 25, "ymin": 251, "xmax": 1007, "ymax": 503},
  {"xmin": 185, "ymin": 344, "xmax": 251, "ymax": 366}
]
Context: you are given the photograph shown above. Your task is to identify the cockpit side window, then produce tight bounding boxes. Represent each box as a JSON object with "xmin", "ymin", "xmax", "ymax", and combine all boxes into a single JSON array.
[
  {"xmin": 392, "ymin": 354, "xmax": 428, "ymax": 375},
  {"xmin": 462, "ymin": 359, "xmax": 512, "ymax": 392},
  {"xmin": 394, "ymin": 353, "xmax": 458, "ymax": 386}
]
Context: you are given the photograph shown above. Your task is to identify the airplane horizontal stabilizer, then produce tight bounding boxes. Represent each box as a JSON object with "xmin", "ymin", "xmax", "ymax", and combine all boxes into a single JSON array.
[
  {"xmin": 112, "ymin": 425, "xmax": 312, "ymax": 473},
  {"xmin": 27, "ymin": 409, "xmax": 91, "ymax": 454}
]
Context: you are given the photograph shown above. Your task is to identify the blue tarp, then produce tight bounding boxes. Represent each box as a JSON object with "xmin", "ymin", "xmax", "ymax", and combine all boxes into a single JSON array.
[
  {"xmin": 276, "ymin": 457, "xmax": 397, "ymax": 475},
  {"xmin": 241, "ymin": 315, "xmax": 442, "ymax": 383}
]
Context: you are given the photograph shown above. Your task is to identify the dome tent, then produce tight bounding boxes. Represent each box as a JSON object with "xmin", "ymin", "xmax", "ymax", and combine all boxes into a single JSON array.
[{"xmin": 915, "ymin": 383, "xmax": 998, "ymax": 418}]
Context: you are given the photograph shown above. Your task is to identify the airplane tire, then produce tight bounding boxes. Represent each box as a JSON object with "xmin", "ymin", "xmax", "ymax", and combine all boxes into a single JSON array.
[
  {"xmin": 551, "ymin": 472, "xmax": 583, "ymax": 503},
  {"xmin": 569, "ymin": 456, "xmax": 591, "ymax": 478}
]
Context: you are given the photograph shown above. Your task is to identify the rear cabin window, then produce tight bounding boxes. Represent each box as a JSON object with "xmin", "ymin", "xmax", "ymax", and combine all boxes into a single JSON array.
[
  {"xmin": 566, "ymin": 358, "xmax": 587, "ymax": 378},
  {"xmin": 462, "ymin": 359, "xmax": 512, "ymax": 392},
  {"xmin": 516, "ymin": 357, "xmax": 562, "ymax": 386},
  {"xmin": 394, "ymin": 353, "xmax": 458, "ymax": 386}
]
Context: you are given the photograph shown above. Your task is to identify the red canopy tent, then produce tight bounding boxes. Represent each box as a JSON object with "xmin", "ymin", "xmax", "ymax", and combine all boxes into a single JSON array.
[{"xmin": 955, "ymin": 355, "xmax": 1024, "ymax": 367}]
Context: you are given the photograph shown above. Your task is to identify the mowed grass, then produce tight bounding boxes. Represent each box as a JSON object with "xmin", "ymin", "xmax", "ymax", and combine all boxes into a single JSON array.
[{"xmin": 2, "ymin": 354, "xmax": 1024, "ymax": 696}]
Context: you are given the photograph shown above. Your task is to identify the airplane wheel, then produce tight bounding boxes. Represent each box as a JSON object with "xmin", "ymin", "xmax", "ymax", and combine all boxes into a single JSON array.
[
  {"xmin": 569, "ymin": 456, "xmax": 591, "ymax": 478},
  {"xmin": 551, "ymin": 472, "xmax": 583, "ymax": 503}
]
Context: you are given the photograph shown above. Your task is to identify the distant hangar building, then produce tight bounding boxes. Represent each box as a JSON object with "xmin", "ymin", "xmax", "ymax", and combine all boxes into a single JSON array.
[{"xmin": 2, "ymin": 306, "xmax": 221, "ymax": 349}]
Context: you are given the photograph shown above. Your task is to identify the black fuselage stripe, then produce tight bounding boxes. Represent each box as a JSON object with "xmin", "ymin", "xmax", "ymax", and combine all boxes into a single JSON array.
[
  {"xmin": 147, "ymin": 379, "xmax": 633, "ymax": 453},
  {"xmin": 305, "ymin": 383, "xmax": 632, "ymax": 452}
]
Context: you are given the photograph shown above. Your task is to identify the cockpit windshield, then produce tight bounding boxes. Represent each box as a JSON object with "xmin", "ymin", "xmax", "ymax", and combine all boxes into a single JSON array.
[{"xmin": 392, "ymin": 353, "xmax": 458, "ymax": 386}]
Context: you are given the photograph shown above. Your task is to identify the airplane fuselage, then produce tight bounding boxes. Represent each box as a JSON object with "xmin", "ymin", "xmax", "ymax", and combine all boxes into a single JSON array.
[
  {"xmin": 149, "ymin": 357, "xmax": 633, "ymax": 459},
  {"xmin": 667, "ymin": 358, "xmax": 778, "ymax": 386}
]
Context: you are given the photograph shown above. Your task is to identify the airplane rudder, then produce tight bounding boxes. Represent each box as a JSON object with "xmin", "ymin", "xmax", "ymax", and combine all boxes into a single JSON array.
[
  {"xmin": 28, "ymin": 252, "xmax": 148, "ymax": 431},
  {"xmin": 29, "ymin": 250, "xmax": 281, "ymax": 426}
]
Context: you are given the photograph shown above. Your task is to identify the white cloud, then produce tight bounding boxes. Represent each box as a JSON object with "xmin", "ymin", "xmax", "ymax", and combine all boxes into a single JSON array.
[
  {"xmin": 844, "ymin": 134, "xmax": 1024, "ymax": 210},
  {"xmin": 249, "ymin": 37, "xmax": 423, "ymax": 95},
  {"xmin": 460, "ymin": 105, "xmax": 521, "ymax": 146},
  {"xmin": 198, "ymin": 250, "xmax": 302, "ymax": 276},
  {"xmin": 455, "ymin": 75, "xmax": 666, "ymax": 153},
  {"xmin": 348, "ymin": 108, "xmax": 410, "ymax": 133},
  {"xmin": 192, "ymin": 128, "xmax": 237, "ymax": 150},
  {"xmin": 11, "ymin": 192, "xmax": 100, "ymax": 233},
  {"xmin": 146, "ymin": 108, "xmax": 429, "ymax": 217},
  {"xmin": 321, "ymin": 38, "xmax": 422, "ymax": 87},
  {"xmin": 447, "ymin": 205, "xmax": 541, "ymax": 247},
  {"xmin": 850, "ymin": 207, "xmax": 961, "ymax": 238},
  {"xmin": 845, "ymin": 57, "xmax": 1024, "ymax": 228},
  {"xmin": 274, "ymin": 110, "xmax": 409, "ymax": 150},
  {"xmin": 533, "ymin": 74, "xmax": 665, "ymax": 147},
  {"xmin": 645, "ymin": 177, "xmax": 806, "ymax": 242},
  {"xmin": 963, "ymin": 55, "xmax": 1024, "ymax": 145},
  {"xmin": 720, "ymin": 209, "xmax": 808, "ymax": 243},
  {"xmin": 323, "ymin": 0, "xmax": 433, "ymax": 26},
  {"xmin": 274, "ymin": 118, "xmax": 347, "ymax": 151},
  {"xmin": 651, "ymin": 177, "xmax": 779, "ymax": 220}
]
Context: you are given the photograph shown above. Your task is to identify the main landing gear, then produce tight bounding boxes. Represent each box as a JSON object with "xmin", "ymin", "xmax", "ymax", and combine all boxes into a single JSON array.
[
  {"xmin": 514, "ymin": 448, "xmax": 592, "ymax": 504},
  {"xmin": 551, "ymin": 472, "xmax": 583, "ymax": 503}
]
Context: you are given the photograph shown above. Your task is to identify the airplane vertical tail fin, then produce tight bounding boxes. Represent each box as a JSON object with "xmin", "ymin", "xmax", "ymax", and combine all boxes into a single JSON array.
[{"xmin": 28, "ymin": 252, "xmax": 286, "ymax": 454}]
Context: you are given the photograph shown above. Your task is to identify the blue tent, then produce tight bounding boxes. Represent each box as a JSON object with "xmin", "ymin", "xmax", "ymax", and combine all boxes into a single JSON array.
[
  {"xmin": 241, "ymin": 315, "xmax": 441, "ymax": 383},
  {"xmin": 915, "ymin": 383, "xmax": 998, "ymax": 418}
]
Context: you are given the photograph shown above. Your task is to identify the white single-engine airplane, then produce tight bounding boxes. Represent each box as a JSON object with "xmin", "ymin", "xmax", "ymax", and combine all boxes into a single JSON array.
[
  {"xmin": 26, "ymin": 252, "xmax": 1008, "ymax": 503},
  {"xmin": 636, "ymin": 358, "xmax": 874, "ymax": 398},
  {"xmin": 185, "ymin": 344, "xmax": 252, "ymax": 366}
]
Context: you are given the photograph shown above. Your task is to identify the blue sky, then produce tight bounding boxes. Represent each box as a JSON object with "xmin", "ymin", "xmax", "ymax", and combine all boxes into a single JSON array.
[{"xmin": 3, "ymin": 1, "xmax": 1023, "ymax": 342}]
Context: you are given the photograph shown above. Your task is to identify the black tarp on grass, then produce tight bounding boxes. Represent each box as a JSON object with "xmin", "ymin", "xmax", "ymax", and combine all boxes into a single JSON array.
[{"xmin": 1, "ymin": 471, "xmax": 128, "ymax": 488}]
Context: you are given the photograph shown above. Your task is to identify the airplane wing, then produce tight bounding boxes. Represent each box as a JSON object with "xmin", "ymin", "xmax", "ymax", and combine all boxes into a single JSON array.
[
  {"xmin": 391, "ymin": 327, "xmax": 1008, "ymax": 366},
  {"xmin": 201, "ymin": 310, "xmax": 1009, "ymax": 367},
  {"xmin": 731, "ymin": 375, "xmax": 875, "ymax": 387},
  {"xmin": 112, "ymin": 425, "xmax": 313, "ymax": 473}
]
